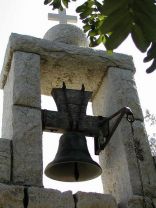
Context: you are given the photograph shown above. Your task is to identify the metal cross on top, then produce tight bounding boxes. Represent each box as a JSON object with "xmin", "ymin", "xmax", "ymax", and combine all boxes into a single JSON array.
[{"xmin": 48, "ymin": 9, "xmax": 77, "ymax": 24}]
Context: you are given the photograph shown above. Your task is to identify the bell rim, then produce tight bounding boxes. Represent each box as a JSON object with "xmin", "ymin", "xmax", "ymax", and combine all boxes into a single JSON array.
[
  {"xmin": 45, "ymin": 160, "xmax": 102, "ymax": 169},
  {"xmin": 45, "ymin": 160, "xmax": 102, "ymax": 182}
]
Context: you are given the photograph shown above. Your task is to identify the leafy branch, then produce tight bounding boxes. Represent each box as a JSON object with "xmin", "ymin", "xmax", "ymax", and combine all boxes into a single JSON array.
[{"xmin": 44, "ymin": 0, "xmax": 156, "ymax": 73}]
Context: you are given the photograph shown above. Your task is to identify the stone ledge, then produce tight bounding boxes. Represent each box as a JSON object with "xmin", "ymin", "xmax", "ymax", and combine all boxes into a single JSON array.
[
  {"xmin": 0, "ymin": 183, "xmax": 24, "ymax": 208},
  {"xmin": 0, "ymin": 183, "xmax": 118, "ymax": 208},
  {"xmin": 75, "ymin": 191, "xmax": 117, "ymax": 208},
  {"xmin": 28, "ymin": 187, "xmax": 74, "ymax": 208},
  {"xmin": 0, "ymin": 33, "xmax": 135, "ymax": 97}
]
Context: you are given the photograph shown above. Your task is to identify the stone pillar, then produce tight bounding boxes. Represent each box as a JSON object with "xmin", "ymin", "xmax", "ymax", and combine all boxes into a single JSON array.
[
  {"xmin": 0, "ymin": 139, "xmax": 11, "ymax": 183},
  {"xmin": 1, "ymin": 51, "xmax": 42, "ymax": 186},
  {"xmin": 92, "ymin": 67, "xmax": 156, "ymax": 206}
]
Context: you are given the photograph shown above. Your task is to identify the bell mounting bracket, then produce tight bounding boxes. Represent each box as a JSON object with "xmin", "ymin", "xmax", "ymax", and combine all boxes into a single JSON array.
[{"xmin": 42, "ymin": 83, "xmax": 134, "ymax": 155}]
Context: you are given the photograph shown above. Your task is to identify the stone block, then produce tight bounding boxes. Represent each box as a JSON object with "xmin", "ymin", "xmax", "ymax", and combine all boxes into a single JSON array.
[
  {"xmin": 92, "ymin": 68, "xmax": 143, "ymax": 120},
  {"xmin": 128, "ymin": 195, "xmax": 153, "ymax": 208},
  {"xmin": 0, "ymin": 139, "xmax": 11, "ymax": 183},
  {"xmin": 12, "ymin": 51, "xmax": 41, "ymax": 107},
  {"xmin": 75, "ymin": 191, "xmax": 117, "ymax": 208},
  {"xmin": 12, "ymin": 105, "xmax": 42, "ymax": 186},
  {"xmin": 1, "ymin": 51, "xmax": 40, "ymax": 140},
  {"xmin": 0, "ymin": 183, "xmax": 23, "ymax": 208},
  {"xmin": 28, "ymin": 187, "xmax": 74, "ymax": 208}
]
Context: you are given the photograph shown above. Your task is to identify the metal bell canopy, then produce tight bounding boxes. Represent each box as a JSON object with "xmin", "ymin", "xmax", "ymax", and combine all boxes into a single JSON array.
[{"xmin": 42, "ymin": 83, "xmax": 134, "ymax": 182}]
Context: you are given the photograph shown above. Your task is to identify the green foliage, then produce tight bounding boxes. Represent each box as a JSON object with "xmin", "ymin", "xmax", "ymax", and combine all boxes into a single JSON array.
[
  {"xmin": 44, "ymin": 0, "xmax": 156, "ymax": 73},
  {"xmin": 44, "ymin": 0, "xmax": 77, "ymax": 10}
]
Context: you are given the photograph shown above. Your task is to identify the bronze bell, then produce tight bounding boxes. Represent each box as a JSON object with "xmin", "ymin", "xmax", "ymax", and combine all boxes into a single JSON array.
[{"xmin": 44, "ymin": 132, "xmax": 102, "ymax": 182}]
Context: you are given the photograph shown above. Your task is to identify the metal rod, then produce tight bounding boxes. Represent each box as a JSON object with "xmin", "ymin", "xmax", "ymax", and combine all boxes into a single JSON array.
[{"xmin": 97, "ymin": 107, "xmax": 134, "ymax": 152}]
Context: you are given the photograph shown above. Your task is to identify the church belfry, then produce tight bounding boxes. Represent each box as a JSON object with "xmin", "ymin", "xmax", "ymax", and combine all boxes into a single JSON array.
[{"xmin": 0, "ymin": 9, "xmax": 155, "ymax": 208}]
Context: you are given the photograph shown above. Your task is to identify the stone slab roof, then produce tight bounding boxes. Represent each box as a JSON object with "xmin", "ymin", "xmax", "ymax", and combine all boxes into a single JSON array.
[{"xmin": 0, "ymin": 33, "xmax": 135, "ymax": 97}]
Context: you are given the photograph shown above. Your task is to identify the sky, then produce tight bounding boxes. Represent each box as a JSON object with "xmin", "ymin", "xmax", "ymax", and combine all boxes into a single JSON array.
[{"xmin": 0, "ymin": 0, "xmax": 156, "ymax": 193}]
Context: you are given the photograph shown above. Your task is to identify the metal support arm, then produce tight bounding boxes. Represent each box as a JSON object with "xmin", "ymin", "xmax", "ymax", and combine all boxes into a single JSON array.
[{"xmin": 94, "ymin": 107, "xmax": 134, "ymax": 155}]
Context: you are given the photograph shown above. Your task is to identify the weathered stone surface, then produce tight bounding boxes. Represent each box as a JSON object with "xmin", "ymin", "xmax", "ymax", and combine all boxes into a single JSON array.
[
  {"xmin": 0, "ymin": 139, "xmax": 11, "ymax": 183},
  {"xmin": 92, "ymin": 68, "xmax": 156, "ymax": 204},
  {"xmin": 153, "ymin": 156, "xmax": 156, "ymax": 166},
  {"xmin": 11, "ymin": 51, "xmax": 40, "ymax": 107},
  {"xmin": 1, "ymin": 55, "xmax": 14, "ymax": 139},
  {"xmin": 117, "ymin": 120, "xmax": 156, "ymax": 196},
  {"xmin": 92, "ymin": 68, "xmax": 143, "ymax": 119},
  {"xmin": 128, "ymin": 195, "xmax": 153, "ymax": 208},
  {"xmin": 153, "ymin": 198, "xmax": 156, "ymax": 208},
  {"xmin": 0, "ymin": 183, "xmax": 23, "ymax": 208},
  {"xmin": 144, "ymin": 184, "xmax": 156, "ymax": 198},
  {"xmin": 131, "ymin": 121, "xmax": 156, "ymax": 186},
  {"xmin": 12, "ymin": 105, "xmax": 42, "ymax": 186},
  {"xmin": 75, "ymin": 191, "xmax": 117, "ymax": 208},
  {"xmin": 28, "ymin": 187, "xmax": 74, "ymax": 208},
  {"xmin": 1, "ymin": 51, "xmax": 41, "ymax": 139},
  {"xmin": 3, "ymin": 51, "xmax": 40, "ymax": 108},
  {"xmin": 44, "ymin": 24, "xmax": 89, "ymax": 47},
  {"xmin": 0, "ymin": 33, "xmax": 135, "ymax": 97}
]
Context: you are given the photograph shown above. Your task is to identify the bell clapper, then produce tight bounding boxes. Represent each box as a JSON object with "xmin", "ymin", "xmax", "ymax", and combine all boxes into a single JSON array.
[{"xmin": 74, "ymin": 162, "xmax": 79, "ymax": 181}]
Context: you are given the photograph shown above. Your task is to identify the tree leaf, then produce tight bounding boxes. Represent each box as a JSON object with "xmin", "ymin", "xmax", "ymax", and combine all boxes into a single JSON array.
[
  {"xmin": 83, "ymin": 24, "xmax": 92, "ymax": 32},
  {"xmin": 88, "ymin": 29, "xmax": 98, "ymax": 37},
  {"xmin": 146, "ymin": 59, "xmax": 156, "ymax": 73},
  {"xmin": 105, "ymin": 22, "xmax": 132, "ymax": 50},
  {"xmin": 94, "ymin": 0, "xmax": 103, "ymax": 11},
  {"xmin": 89, "ymin": 37, "xmax": 98, "ymax": 47},
  {"xmin": 79, "ymin": 8, "xmax": 94, "ymax": 19},
  {"xmin": 135, "ymin": 0, "xmax": 156, "ymax": 16},
  {"xmin": 76, "ymin": 3, "xmax": 86, "ymax": 13},
  {"xmin": 50, "ymin": 0, "xmax": 62, "ymax": 9},
  {"xmin": 100, "ymin": 9, "xmax": 130, "ymax": 34},
  {"xmin": 135, "ymin": 11, "xmax": 156, "ymax": 42},
  {"xmin": 101, "ymin": 0, "xmax": 127, "ymax": 15},
  {"xmin": 44, "ymin": 0, "xmax": 52, "ymax": 5},
  {"xmin": 89, "ymin": 35, "xmax": 105, "ymax": 47},
  {"xmin": 62, "ymin": 0, "xmax": 69, "ymax": 8},
  {"xmin": 144, "ymin": 43, "xmax": 156, "ymax": 62},
  {"xmin": 131, "ymin": 24, "xmax": 150, "ymax": 52}
]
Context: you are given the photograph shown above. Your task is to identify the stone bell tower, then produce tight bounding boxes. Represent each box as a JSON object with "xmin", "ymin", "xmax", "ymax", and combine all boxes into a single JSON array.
[{"xmin": 0, "ymin": 9, "xmax": 156, "ymax": 208}]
